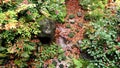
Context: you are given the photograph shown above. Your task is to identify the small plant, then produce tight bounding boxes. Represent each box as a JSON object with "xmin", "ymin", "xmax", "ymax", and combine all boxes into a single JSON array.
[
  {"xmin": 69, "ymin": 14, "xmax": 75, "ymax": 19},
  {"xmin": 68, "ymin": 32, "xmax": 75, "ymax": 38},
  {"xmin": 68, "ymin": 58, "xmax": 93, "ymax": 68},
  {"xmin": 66, "ymin": 24, "xmax": 71, "ymax": 28}
]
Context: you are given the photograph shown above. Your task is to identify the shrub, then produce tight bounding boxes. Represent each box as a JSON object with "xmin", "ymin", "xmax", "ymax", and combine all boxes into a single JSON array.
[
  {"xmin": 79, "ymin": 0, "xmax": 107, "ymax": 10},
  {"xmin": 84, "ymin": 9, "xmax": 104, "ymax": 21},
  {"xmin": 37, "ymin": 0, "xmax": 67, "ymax": 23},
  {"xmin": 81, "ymin": 18, "xmax": 120, "ymax": 67},
  {"xmin": 0, "ymin": 0, "xmax": 66, "ymax": 67}
]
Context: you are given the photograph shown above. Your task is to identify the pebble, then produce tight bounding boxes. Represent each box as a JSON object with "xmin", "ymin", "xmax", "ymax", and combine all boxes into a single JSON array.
[
  {"xmin": 77, "ymin": 12, "xmax": 82, "ymax": 17},
  {"xmin": 69, "ymin": 19, "xmax": 75, "ymax": 24},
  {"xmin": 77, "ymin": 40, "xmax": 82, "ymax": 45},
  {"xmin": 78, "ymin": 23, "xmax": 83, "ymax": 27}
]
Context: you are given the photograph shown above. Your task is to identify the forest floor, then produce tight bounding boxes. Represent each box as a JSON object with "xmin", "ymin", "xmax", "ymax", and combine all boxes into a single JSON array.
[
  {"xmin": 55, "ymin": 0, "xmax": 86, "ymax": 59},
  {"xmin": 3, "ymin": 0, "xmax": 120, "ymax": 68},
  {"xmin": 43, "ymin": 0, "xmax": 87, "ymax": 67}
]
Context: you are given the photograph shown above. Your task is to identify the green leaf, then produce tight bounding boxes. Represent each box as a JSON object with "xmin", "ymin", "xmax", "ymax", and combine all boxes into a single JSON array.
[
  {"xmin": 21, "ymin": 52, "xmax": 29, "ymax": 58},
  {"xmin": 0, "ymin": 46, "xmax": 6, "ymax": 52},
  {"xmin": 0, "ymin": 53, "xmax": 7, "ymax": 58},
  {"xmin": 73, "ymin": 58, "xmax": 82, "ymax": 68}
]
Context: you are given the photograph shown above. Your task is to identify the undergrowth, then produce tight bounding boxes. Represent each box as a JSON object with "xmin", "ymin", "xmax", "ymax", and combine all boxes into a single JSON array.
[
  {"xmin": 0, "ymin": 0, "xmax": 66, "ymax": 67},
  {"xmin": 79, "ymin": 0, "xmax": 120, "ymax": 68}
]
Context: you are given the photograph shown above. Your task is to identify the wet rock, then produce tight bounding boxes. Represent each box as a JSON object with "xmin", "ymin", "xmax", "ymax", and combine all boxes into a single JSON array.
[
  {"xmin": 69, "ymin": 19, "xmax": 75, "ymax": 24},
  {"xmin": 69, "ymin": 14, "xmax": 75, "ymax": 19},
  {"xmin": 77, "ymin": 12, "xmax": 82, "ymax": 17}
]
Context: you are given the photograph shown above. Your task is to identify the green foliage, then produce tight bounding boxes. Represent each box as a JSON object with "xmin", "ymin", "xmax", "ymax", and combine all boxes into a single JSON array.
[
  {"xmin": 0, "ymin": 0, "xmax": 65, "ymax": 67},
  {"xmin": 79, "ymin": 0, "xmax": 107, "ymax": 10},
  {"xmin": 84, "ymin": 9, "xmax": 104, "ymax": 21},
  {"xmin": 81, "ymin": 17, "xmax": 120, "ymax": 68},
  {"xmin": 79, "ymin": 0, "xmax": 120, "ymax": 67},
  {"xmin": 36, "ymin": 0, "xmax": 67, "ymax": 23},
  {"xmin": 72, "ymin": 58, "xmax": 83, "ymax": 68},
  {"xmin": 38, "ymin": 43, "xmax": 64, "ymax": 61},
  {"xmin": 68, "ymin": 58, "xmax": 93, "ymax": 68}
]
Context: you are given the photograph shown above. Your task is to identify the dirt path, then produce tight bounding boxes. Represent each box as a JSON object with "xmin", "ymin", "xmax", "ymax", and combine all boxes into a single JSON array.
[
  {"xmin": 55, "ymin": 0, "xmax": 85, "ymax": 44},
  {"xmin": 55, "ymin": 0, "xmax": 87, "ymax": 60}
]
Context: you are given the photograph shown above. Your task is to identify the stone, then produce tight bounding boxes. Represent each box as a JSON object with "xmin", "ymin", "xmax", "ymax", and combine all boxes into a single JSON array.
[
  {"xmin": 69, "ymin": 19, "xmax": 75, "ymax": 24},
  {"xmin": 78, "ymin": 23, "xmax": 83, "ymax": 27},
  {"xmin": 77, "ymin": 40, "xmax": 82, "ymax": 45},
  {"xmin": 37, "ymin": 18, "xmax": 56, "ymax": 44},
  {"xmin": 77, "ymin": 12, "xmax": 82, "ymax": 17}
]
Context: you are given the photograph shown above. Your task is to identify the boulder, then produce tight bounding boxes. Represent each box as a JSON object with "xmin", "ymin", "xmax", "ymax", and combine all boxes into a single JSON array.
[{"xmin": 38, "ymin": 18, "xmax": 56, "ymax": 44}]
